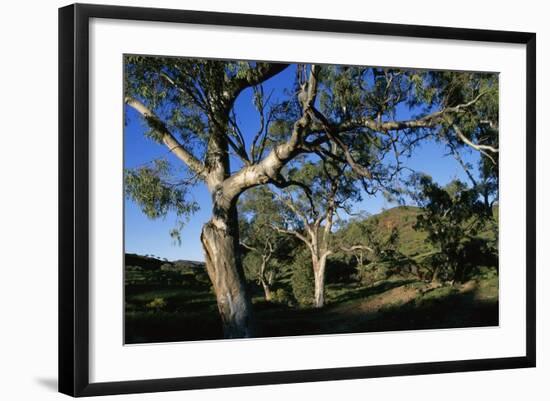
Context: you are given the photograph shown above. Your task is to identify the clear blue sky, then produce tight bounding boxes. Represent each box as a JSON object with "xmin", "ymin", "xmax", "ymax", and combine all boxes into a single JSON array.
[{"xmin": 124, "ymin": 64, "xmax": 480, "ymax": 262}]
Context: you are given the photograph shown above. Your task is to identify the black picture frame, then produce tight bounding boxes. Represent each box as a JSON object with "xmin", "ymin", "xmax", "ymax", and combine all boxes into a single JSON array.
[{"xmin": 59, "ymin": 3, "xmax": 536, "ymax": 397}]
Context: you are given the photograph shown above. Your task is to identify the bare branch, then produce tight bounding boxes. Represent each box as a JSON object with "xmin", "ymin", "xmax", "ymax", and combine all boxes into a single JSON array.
[
  {"xmin": 340, "ymin": 245, "xmax": 375, "ymax": 253},
  {"xmin": 310, "ymin": 106, "xmax": 373, "ymax": 179},
  {"xmin": 270, "ymin": 176, "xmax": 317, "ymax": 216},
  {"xmin": 271, "ymin": 225, "xmax": 312, "ymax": 252},
  {"xmin": 125, "ymin": 96, "xmax": 205, "ymax": 177},
  {"xmin": 452, "ymin": 124, "xmax": 498, "ymax": 161},
  {"xmin": 444, "ymin": 137, "xmax": 479, "ymax": 187},
  {"xmin": 240, "ymin": 241, "xmax": 258, "ymax": 252},
  {"xmin": 341, "ymin": 90, "xmax": 492, "ymax": 133},
  {"xmin": 222, "ymin": 65, "xmax": 321, "ymax": 201},
  {"xmin": 272, "ymin": 190, "xmax": 311, "ymax": 228}
]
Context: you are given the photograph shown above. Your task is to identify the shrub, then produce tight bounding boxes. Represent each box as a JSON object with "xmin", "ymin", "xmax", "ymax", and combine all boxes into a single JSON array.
[
  {"xmin": 290, "ymin": 250, "xmax": 314, "ymax": 306},
  {"xmin": 271, "ymin": 288, "xmax": 295, "ymax": 306},
  {"xmin": 357, "ymin": 263, "xmax": 391, "ymax": 286},
  {"xmin": 325, "ymin": 256, "xmax": 357, "ymax": 284}
]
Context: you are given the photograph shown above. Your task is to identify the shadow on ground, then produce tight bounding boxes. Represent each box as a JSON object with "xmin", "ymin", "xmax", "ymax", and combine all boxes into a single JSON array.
[
  {"xmin": 125, "ymin": 277, "xmax": 498, "ymax": 344},
  {"xmin": 35, "ymin": 378, "xmax": 57, "ymax": 392}
]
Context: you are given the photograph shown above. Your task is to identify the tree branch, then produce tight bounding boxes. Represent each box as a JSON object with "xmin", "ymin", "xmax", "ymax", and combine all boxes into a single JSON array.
[
  {"xmin": 272, "ymin": 190, "xmax": 311, "ymax": 229},
  {"xmin": 340, "ymin": 245, "xmax": 374, "ymax": 253},
  {"xmin": 452, "ymin": 124, "xmax": 499, "ymax": 162},
  {"xmin": 222, "ymin": 65, "xmax": 321, "ymax": 201},
  {"xmin": 310, "ymin": 106, "xmax": 374, "ymax": 179},
  {"xmin": 271, "ymin": 225, "xmax": 312, "ymax": 252},
  {"xmin": 341, "ymin": 90, "xmax": 492, "ymax": 133},
  {"xmin": 444, "ymin": 137, "xmax": 479, "ymax": 187},
  {"xmin": 240, "ymin": 241, "xmax": 258, "ymax": 252},
  {"xmin": 125, "ymin": 96, "xmax": 205, "ymax": 177},
  {"xmin": 229, "ymin": 63, "xmax": 290, "ymax": 102}
]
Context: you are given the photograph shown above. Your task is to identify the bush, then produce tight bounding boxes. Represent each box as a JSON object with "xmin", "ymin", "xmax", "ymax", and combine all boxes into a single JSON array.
[
  {"xmin": 192, "ymin": 267, "xmax": 211, "ymax": 285},
  {"xmin": 290, "ymin": 250, "xmax": 314, "ymax": 306},
  {"xmin": 357, "ymin": 263, "xmax": 391, "ymax": 286},
  {"xmin": 271, "ymin": 288, "xmax": 295, "ymax": 306},
  {"xmin": 325, "ymin": 256, "xmax": 357, "ymax": 284}
]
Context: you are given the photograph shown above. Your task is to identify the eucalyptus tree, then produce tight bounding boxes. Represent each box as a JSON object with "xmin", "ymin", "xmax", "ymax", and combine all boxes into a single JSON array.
[
  {"xmin": 338, "ymin": 216, "xmax": 401, "ymax": 275},
  {"xmin": 268, "ymin": 157, "xmax": 360, "ymax": 308},
  {"xmin": 124, "ymin": 56, "xmax": 498, "ymax": 337},
  {"xmin": 239, "ymin": 187, "xmax": 291, "ymax": 301},
  {"xmin": 413, "ymin": 177, "xmax": 493, "ymax": 283}
]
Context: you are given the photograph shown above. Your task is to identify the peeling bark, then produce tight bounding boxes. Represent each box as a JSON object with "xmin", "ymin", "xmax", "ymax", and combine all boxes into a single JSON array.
[{"xmin": 200, "ymin": 208, "xmax": 254, "ymax": 338}]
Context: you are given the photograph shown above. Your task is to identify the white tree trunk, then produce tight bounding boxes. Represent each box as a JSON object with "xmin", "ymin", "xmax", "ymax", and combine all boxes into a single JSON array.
[
  {"xmin": 201, "ymin": 210, "xmax": 254, "ymax": 338},
  {"xmin": 260, "ymin": 278, "xmax": 272, "ymax": 301},
  {"xmin": 313, "ymin": 255, "xmax": 327, "ymax": 308}
]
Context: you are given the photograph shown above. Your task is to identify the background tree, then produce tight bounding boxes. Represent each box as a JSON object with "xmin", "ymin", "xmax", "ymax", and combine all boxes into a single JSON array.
[
  {"xmin": 338, "ymin": 216, "xmax": 407, "ymax": 284},
  {"xmin": 268, "ymin": 157, "xmax": 361, "ymax": 308},
  {"xmin": 412, "ymin": 176, "xmax": 495, "ymax": 283},
  {"xmin": 124, "ymin": 57, "xmax": 498, "ymax": 337},
  {"xmin": 239, "ymin": 187, "xmax": 293, "ymax": 301}
]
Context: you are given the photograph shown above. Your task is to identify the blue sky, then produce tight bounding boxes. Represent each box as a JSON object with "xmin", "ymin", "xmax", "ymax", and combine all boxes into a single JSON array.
[{"xmin": 124, "ymin": 64, "xmax": 480, "ymax": 262}]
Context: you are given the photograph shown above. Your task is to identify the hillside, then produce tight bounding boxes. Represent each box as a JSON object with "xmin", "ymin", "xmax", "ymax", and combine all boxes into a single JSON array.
[
  {"xmin": 358, "ymin": 204, "xmax": 498, "ymax": 258},
  {"xmin": 125, "ymin": 253, "xmax": 208, "ymax": 286},
  {"xmin": 125, "ymin": 253, "xmax": 168, "ymax": 270},
  {"xmin": 125, "ymin": 253, "xmax": 205, "ymax": 270},
  {"xmin": 363, "ymin": 206, "xmax": 430, "ymax": 257}
]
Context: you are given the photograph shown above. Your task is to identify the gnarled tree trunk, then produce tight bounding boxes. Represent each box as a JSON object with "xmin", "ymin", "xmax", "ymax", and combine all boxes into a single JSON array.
[{"xmin": 200, "ymin": 206, "xmax": 254, "ymax": 338}]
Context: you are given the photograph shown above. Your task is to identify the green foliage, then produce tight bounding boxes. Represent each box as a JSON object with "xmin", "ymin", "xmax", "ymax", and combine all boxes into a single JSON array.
[
  {"xmin": 285, "ymin": 157, "xmax": 361, "ymax": 220},
  {"xmin": 124, "ymin": 159, "xmax": 198, "ymax": 243},
  {"xmin": 290, "ymin": 249, "xmax": 315, "ymax": 306},
  {"xmin": 242, "ymin": 251, "xmax": 270, "ymax": 284},
  {"xmin": 337, "ymin": 209, "xmax": 415, "ymax": 283},
  {"xmin": 239, "ymin": 186, "xmax": 297, "ymax": 287},
  {"xmin": 271, "ymin": 288, "xmax": 295, "ymax": 306},
  {"xmin": 412, "ymin": 175, "xmax": 497, "ymax": 282}
]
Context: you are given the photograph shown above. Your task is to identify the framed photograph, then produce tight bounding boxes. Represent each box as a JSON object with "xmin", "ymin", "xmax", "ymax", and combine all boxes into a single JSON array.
[{"xmin": 59, "ymin": 3, "xmax": 536, "ymax": 397}]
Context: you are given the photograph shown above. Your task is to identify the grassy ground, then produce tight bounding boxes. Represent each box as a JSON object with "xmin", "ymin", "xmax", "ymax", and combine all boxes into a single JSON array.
[{"xmin": 125, "ymin": 268, "xmax": 498, "ymax": 344}]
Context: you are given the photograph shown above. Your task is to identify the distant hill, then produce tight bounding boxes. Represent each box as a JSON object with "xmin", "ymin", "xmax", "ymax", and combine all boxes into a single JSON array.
[
  {"xmin": 125, "ymin": 253, "xmax": 208, "ymax": 286},
  {"xmin": 125, "ymin": 252, "xmax": 205, "ymax": 270},
  {"xmin": 345, "ymin": 204, "xmax": 497, "ymax": 259},
  {"xmin": 363, "ymin": 206, "xmax": 430, "ymax": 257},
  {"xmin": 125, "ymin": 253, "xmax": 168, "ymax": 270}
]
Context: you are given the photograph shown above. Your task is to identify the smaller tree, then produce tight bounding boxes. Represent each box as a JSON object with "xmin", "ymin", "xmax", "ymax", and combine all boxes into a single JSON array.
[
  {"xmin": 412, "ymin": 176, "xmax": 491, "ymax": 283},
  {"xmin": 338, "ymin": 216, "xmax": 407, "ymax": 284},
  {"xmin": 239, "ymin": 188, "xmax": 293, "ymax": 301},
  {"xmin": 269, "ymin": 157, "xmax": 361, "ymax": 308}
]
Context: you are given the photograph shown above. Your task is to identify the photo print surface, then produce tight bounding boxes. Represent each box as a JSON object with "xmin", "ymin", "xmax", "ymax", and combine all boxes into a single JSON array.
[{"xmin": 123, "ymin": 56, "xmax": 499, "ymax": 344}]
